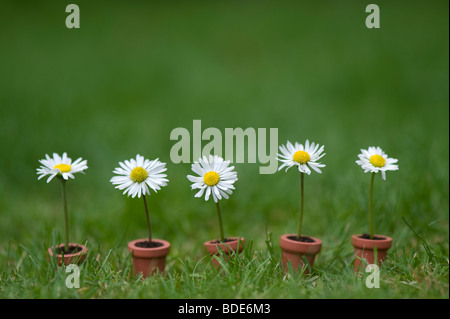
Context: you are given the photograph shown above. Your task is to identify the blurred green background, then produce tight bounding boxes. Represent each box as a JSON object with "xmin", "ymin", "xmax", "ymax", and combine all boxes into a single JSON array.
[{"xmin": 0, "ymin": 0, "xmax": 448, "ymax": 273}]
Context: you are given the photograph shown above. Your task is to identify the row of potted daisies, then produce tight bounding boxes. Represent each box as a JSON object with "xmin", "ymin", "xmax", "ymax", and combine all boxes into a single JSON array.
[{"xmin": 36, "ymin": 140, "xmax": 398, "ymax": 277}]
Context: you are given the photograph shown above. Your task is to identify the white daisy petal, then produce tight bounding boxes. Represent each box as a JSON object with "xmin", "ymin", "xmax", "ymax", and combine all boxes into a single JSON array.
[
  {"xmin": 205, "ymin": 186, "xmax": 211, "ymax": 201},
  {"xmin": 46, "ymin": 173, "xmax": 57, "ymax": 183},
  {"xmin": 211, "ymin": 189, "xmax": 218, "ymax": 203},
  {"xmin": 119, "ymin": 161, "xmax": 132, "ymax": 173},
  {"xmin": 194, "ymin": 187, "xmax": 206, "ymax": 198},
  {"xmin": 219, "ymin": 189, "xmax": 229, "ymax": 199},
  {"xmin": 309, "ymin": 164, "xmax": 322, "ymax": 174}
]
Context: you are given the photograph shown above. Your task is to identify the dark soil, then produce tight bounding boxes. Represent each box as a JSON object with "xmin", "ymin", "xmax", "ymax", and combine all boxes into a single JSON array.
[
  {"xmin": 210, "ymin": 238, "xmax": 239, "ymax": 244},
  {"xmin": 359, "ymin": 234, "xmax": 386, "ymax": 240},
  {"xmin": 57, "ymin": 245, "xmax": 83, "ymax": 255},
  {"xmin": 135, "ymin": 240, "xmax": 164, "ymax": 248},
  {"xmin": 287, "ymin": 235, "xmax": 316, "ymax": 243}
]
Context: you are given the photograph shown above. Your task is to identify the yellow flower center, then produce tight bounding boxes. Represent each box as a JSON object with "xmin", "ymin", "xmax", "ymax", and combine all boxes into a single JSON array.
[
  {"xmin": 203, "ymin": 171, "xmax": 220, "ymax": 186},
  {"xmin": 54, "ymin": 163, "xmax": 71, "ymax": 173},
  {"xmin": 293, "ymin": 150, "xmax": 310, "ymax": 164},
  {"xmin": 130, "ymin": 167, "xmax": 148, "ymax": 183},
  {"xmin": 369, "ymin": 154, "xmax": 386, "ymax": 168}
]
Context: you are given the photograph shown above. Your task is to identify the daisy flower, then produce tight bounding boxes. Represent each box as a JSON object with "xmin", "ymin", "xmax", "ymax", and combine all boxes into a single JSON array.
[
  {"xmin": 36, "ymin": 152, "xmax": 88, "ymax": 253},
  {"xmin": 187, "ymin": 155, "xmax": 238, "ymax": 242},
  {"xmin": 110, "ymin": 154, "xmax": 168, "ymax": 199},
  {"xmin": 356, "ymin": 146, "xmax": 399, "ymax": 239},
  {"xmin": 277, "ymin": 140, "xmax": 326, "ymax": 239},
  {"xmin": 187, "ymin": 155, "xmax": 238, "ymax": 203},
  {"xmin": 356, "ymin": 146, "xmax": 399, "ymax": 180},
  {"xmin": 277, "ymin": 140, "xmax": 326, "ymax": 174},
  {"xmin": 111, "ymin": 154, "xmax": 169, "ymax": 243},
  {"xmin": 37, "ymin": 152, "xmax": 88, "ymax": 183}
]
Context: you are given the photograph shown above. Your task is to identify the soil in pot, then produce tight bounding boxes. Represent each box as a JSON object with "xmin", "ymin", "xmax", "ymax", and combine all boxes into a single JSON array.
[
  {"xmin": 47, "ymin": 243, "xmax": 88, "ymax": 266},
  {"xmin": 287, "ymin": 235, "xmax": 316, "ymax": 243},
  {"xmin": 128, "ymin": 238, "xmax": 170, "ymax": 278},
  {"xmin": 280, "ymin": 234, "xmax": 322, "ymax": 274},
  {"xmin": 135, "ymin": 241, "xmax": 164, "ymax": 248},
  {"xmin": 358, "ymin": 234, "xmax": 386, "ymax": 240},
  {"xmin": 351, "ymin": 234, "xmax": 392, "ymax": 272}
]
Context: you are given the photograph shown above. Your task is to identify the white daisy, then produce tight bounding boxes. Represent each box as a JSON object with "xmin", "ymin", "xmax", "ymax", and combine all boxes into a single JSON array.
[
  {"xmin": 37, "ymin": 152, "xmax": 88, "ymax": 183},
  {"xmin": 187, "ymin": 155, "xmax": 238, "ymax": 203},
  {"xmin": 277, "ymin": 140, "xmax": 326, "ymax": 174},
  {"xmin": 110, "ymin": 154, "xmax": 168, "ymax": 198},
  {"xmin": 356, "ymin": 146, "xmax": 399, "ymax": 180}
]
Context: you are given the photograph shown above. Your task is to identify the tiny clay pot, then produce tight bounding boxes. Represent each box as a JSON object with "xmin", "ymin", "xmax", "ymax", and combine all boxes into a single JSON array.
[
  {"xmin": 204, "ymin": 237, "xmax": 245, "ymax": 268},
  {"xmin": 128, "ymin": 238, "xmax": 171, "ymax": 278},
  {"xmin": 279, "ymin": 234, "xmax": 322, "ymax": 274},
  {"xmin": 351, "ymin": 234, "xmax": 392, "ymax": 272},
  {"xmin": 47, "ymin": 243, "xmax": 88, "ymax": 266}
]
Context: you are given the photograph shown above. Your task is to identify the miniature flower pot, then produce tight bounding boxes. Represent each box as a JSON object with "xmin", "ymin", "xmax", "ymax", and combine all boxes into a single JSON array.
[
  {"xmin": 351, "ymin": 234, "xmax": 392, "ymax": 272},
  {"xmin": 128, "ymin": 238, "xmax": 171, "ymax": 278},
  {"xmin": 280, "ymin": 234, "xmax": 322, "ymax": 274},
  {"xmin": 204, "ymin": 237, "xmax": 245, "ymax": 268},
  {"xmin": 47, "ymin": 243, "xmax": 88, "ymax": 266}
]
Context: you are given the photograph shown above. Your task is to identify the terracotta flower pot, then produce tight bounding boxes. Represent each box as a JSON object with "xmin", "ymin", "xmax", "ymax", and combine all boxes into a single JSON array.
[
  {"xmin": 351, "ymin": 234, "xmax": 392, "ymax": 272},
  {"xmin": 128, "ymin": 238, "xmax": 171, "ymax": 278},
  {"xmin": 47, "ymin": 243, "xmax": 88, "ymax": 266},
  {"xmin": 280, "ymin": 234, "xmax": 322, "ymax": 273},
  {"xmin": 204, "ymin": 237, "xmax": 245, "ymax": 268}
]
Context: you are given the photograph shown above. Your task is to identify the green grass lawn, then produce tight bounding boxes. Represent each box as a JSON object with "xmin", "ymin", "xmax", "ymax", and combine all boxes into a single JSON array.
[{"xmin": 0, "ymin": 1, "xmax": 448, "ymax": 299}]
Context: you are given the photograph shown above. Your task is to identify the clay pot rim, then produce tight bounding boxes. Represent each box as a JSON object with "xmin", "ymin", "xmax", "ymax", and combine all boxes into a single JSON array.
[
  {"xmin": 128, "ymin": 238, "xmax": 171, "ymax": 258},
  {"xmin": 351, "ymin": 234, "xmax": 393, "ymax": 250},
  {"xmin": 204, "ymin": 237, "xmax": 245, "ymax": 253},
  {"xmin": 204, "ymin": 236, "xmax": 245, "ymax": 246},
  {"xmin": 280, "ymin": 234, "xmax": 322, "ymax": 254},
  {"xmin": 47, "ymin": 243, "xmax": 88, "ymax": 258}
]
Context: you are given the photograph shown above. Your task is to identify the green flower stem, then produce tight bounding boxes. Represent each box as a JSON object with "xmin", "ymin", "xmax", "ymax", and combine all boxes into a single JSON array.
[
  {"xmin": 215, "ymin": 201, "xmax": 225, "ymax": 242},
  {"xmin": 59, "ymin": 178, "xmax": 69, "ymax": 253},
  {"xmin": 297, "ymin": 172, "xmax": 305, "ymax": 239},
  {"xmin": 142, "ymin": 194, "xmax": 152, "ymax": 243},
  {"xmin": 369, "ymin": 172, "xmax": 375, "ymax": 239}
]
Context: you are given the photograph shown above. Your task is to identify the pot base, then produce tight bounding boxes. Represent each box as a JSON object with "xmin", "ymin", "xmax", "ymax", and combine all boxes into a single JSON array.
[
  {"xmin": 204, "ymin": 237, "xmax": 245, "ymax": 268},
  {"xmin": 351, "ymin": 234, "xmax": 392, "ymax": 272},
  {"xmin": 280, "ymin": 234, "xmax": 322, "ymax": 274},
  {"xmin": 128, "ymin": 238, "xmax": 171, "ymax": 278}
]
